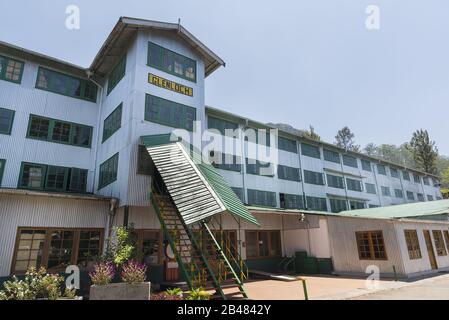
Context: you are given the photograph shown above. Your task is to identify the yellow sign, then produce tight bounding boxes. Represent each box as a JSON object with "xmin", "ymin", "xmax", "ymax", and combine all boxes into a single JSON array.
[{"xmin": 148, "ymin": 73, "xmax": 193, "ymax": 97}]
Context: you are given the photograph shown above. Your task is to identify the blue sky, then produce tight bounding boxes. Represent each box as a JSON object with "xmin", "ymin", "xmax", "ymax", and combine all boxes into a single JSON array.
[{"xmin": 1, "ymin": 0, "xmax": 448, "ymax": 154}]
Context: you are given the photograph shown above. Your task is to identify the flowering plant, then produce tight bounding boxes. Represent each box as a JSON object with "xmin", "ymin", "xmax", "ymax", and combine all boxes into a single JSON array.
[
  {"xmin": 121, "ymin": 260, "xmax": 147, "ymax": 284},
  {"xmin": 89, "ymin": 261, "xmax": 115, "ymax": 286}
]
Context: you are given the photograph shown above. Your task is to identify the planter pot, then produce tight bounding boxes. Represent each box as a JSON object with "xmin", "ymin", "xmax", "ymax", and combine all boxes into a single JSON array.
[{"xmin": 89, "ymin": 282, "xmax": 151, "ymax": 300}]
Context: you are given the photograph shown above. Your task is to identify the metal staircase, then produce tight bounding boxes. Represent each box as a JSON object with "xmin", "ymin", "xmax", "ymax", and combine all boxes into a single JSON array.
[{"xmin": 150, "ymin": 189, "xmax": 249, "ymax": 300}]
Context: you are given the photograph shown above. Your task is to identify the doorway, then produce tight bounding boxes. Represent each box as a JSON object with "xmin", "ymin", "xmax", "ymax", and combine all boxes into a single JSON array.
[{"xmin": 423, "ymin": 230, "xmax": 438, "ymax": 270}]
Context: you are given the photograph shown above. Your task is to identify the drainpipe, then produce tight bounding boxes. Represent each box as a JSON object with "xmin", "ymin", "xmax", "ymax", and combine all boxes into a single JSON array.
[
  {"xmin": 373, "ymin": 162, "xmax": 382, "ymax": 206},
  {"xmin": 86, "ymin": 70, "xmax": 104, "ymax": 194},
  {"xmin": 297, "ymin": 142, "xmax": 307, "ymax": 209},
  {"xmin": 105, "ymin": 198, "xmax": 118, "ymax": 253}
]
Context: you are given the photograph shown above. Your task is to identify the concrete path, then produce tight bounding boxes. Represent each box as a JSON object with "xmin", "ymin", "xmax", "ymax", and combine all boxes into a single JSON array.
[{"xmin": 351, "ymin": 273, "xmax": 449, "ymax": 300}]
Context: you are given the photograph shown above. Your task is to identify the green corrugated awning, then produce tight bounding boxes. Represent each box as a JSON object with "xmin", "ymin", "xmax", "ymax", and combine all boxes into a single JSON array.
[
  {"xmin": 141, "ymin": 135, "xmax": 259, "ymax": 226},
  {"xmin": 338, "ymin": 199, "xmax": 449, "ymax": 219}
]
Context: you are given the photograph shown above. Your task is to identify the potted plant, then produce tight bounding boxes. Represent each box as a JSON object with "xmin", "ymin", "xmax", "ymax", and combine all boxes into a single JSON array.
[{"xmin": 89, "ymin": 260, "xmax": 150, "ymax": 300}]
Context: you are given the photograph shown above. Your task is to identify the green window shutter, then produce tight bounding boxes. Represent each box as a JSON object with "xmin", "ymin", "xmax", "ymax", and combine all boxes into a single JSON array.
[
  {"xmin": 278, "ymin": 164, "xmax": 301, "ymax": 182},
  {"xmin": 278, "ymin": 136, "xmax": 297, "ymax": 153},
  {"xmin": 99, "ymin": 153, "xmax": 119, "ymax": 189},
  {"xmin": 0, "ymin": 159, "xmax": 5, "ymax": 185},
  {"xmin": 69, "ymin": 168, "xmax": 88, "ymax": 193},
  {"xmin": 327, "ymin": 174, "xmax": 344, "ymax": 189},
  {"xmin": 207, "ymin": 116, "xmax": 238, "ymax": 136},
  {"xmin": 365, "ymin": 183, "xmax": 376, "ymax": 194},
  {"xmin": 377, "ymin": 164, "xmax": 387, "ymax": 175},
  {"xmin": 323, "ymin": 149, "xmax": 340, "ymax": 163},
  {"xmin": 306, "ymin": 196, "xmax": 327, "ymax": 211},
  {"xmin": 107, "ymin": 55, "xmax": 126, "ymax": 95},
  {"xmin": 330, "ymin": 199, "xmax": 347, "ymax": 213},
  {"xmin": 342, "ymin": 155, "xmax": 358, "ymax": 168},
  {"xmin": 0, "ymin": 107, "xmax": 15, "ymax": 134},
  {"xmin": 27, "ymin": 115, "xmax": 92, "ymax": 148},
  {"xmin": 346, "ymin": 178, "xmax": 362, "ymax": 192},
  {"xmin": 35, "ymin": 67, "xmax": 97, "ymax": 102},
  {"xmin": 301, "ymin": 143, "xmax": 320, "ymax": 159},
  {"xmin": 147, "ymin": 41, "xmax": 197, "ymax": 82},
  {"xmin": 0, "ymin": 55, "xmax": 24, "ymax": 84},
  {"xmin": 304, "ymin": 170, "xmax": 324, "ymax": 185},
  {"xmin": 145, "ymin": 94, "xmax": 196, "ymax": 131},
  {"xmin": 103, "ymin": 103, "xmax": 123, "ymax": 142}
]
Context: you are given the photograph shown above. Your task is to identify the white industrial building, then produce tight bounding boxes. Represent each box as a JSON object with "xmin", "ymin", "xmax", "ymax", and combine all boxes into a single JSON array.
[{"xmin": 0, "ymin": 17, "xmax": 445, "ymax": 294}]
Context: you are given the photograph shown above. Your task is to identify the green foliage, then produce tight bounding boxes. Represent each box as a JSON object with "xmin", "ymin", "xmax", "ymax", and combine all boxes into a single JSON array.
[
  {"xmin": 408, "ymin": 129, "xmax": 438, "ymax": 174},
  {"xmin": 440, "ymin": 162, "xmax": 449, "ymax": 188},
  {"xmin": 0, "ymin": 267, "xmax": 73, "ymax": 300},
  {"xmin": 334, "ymin": 126, "xmax": 360, "ymax": 152},
  {"xmin": 104, "ymin": 226, "xmax": 136, "ymax": 266},
  {"xmin": 166, "ymin": 287, "xmax": 183, "ymax": 296},
  {"xmin": 300, "ymin": 125, "xmax": 321, "ymax": 141},
  {"xmin": 186, "ymin": 287, "xmax": 211, "ymax": 300}
]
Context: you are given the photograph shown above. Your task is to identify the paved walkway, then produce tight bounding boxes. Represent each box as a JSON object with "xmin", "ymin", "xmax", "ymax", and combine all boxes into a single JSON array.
[{"xmin": 352, "ymin": 273, "xmax": 449, "ymax": 300}]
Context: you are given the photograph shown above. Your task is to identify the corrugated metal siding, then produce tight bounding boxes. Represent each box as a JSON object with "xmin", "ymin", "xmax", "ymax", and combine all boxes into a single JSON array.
[
  {"xmin": 0, "ymin": 194, "xmax": 110, "ymax": 277},
  {"xmin": 326, "ymin": 216, "xmax": 406, "ymax": 276},
  {"xmin": 147, "ymin": 142, "xmax": 225, "ymax": 225}
]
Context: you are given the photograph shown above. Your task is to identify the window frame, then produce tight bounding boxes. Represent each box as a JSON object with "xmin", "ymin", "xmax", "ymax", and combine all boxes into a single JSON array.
[
  {"xmin": 301, "ymin": 143, "xmax": 321, "ymax": 159},
  {"xmin": 245, "ymin": 230, "xmax": 282, "ymax": 259},
  {"xmin": 277, "ymin": 164, "xmax": 301, "ymax": 182},
  {"xmin": 0, "ymin": 107, "xmax": 15, "ymax": 135},
  {"xmin": 342, "ymin": 154, "xmax": 358, "ymax": 168},
  {"xmin": 98, "ymin": 153, "xmax": 119, "ymax": 190},
  {"xmin": 323, "ymin": 149, "xmax": 340, "ymax": 164},
  {"xmin": 107, "ymin": 55, "xmax": 126, "ymax": 95},
  {"xmin": 26, "ymin": 114, "xmax": 93, "ymax": 148},
  {"xmin": 346, "ymin": 178, "xmax": 363, "ymax": 192},
  {"xmin": 355, "ymin": 230, "xmax": 388, "ymax": 261},
  {"xmin": 0, "ymin": 54, "xmax": 25, "ymax": 84},
  {"xmin": 303, "ymin": 170, "xmax": 325, "ymax": 186},
  {"xmin": 404, "ymin": 230, "xmax": 422, "ymax": 260},
  {"xmin": 35, "ymin": 67, "xmax": 97, "ymax": 102},
  {"xmin": 147, "ymin": 41, "xmax": 197, "ymax": 83},
  {"xmin": 432, "ymin": 230, "xmax": 447, "ymax": 256},
  {"xmin": 102, "ymin": 103, "xmax": 123, "ymax": 143},
  {"xmin": 11, "ymin": 227, "xmax": 104, "ymax": 274},
  {"xmin": 247, "ymin": 189, "xmax": 277, "ymax": 207}
]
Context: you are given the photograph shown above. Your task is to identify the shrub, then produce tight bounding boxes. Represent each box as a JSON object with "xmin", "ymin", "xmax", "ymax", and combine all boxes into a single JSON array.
[
  {"xmin": 150, "ymin": 292, "xmax": 183, "ymax": 300},
  {"xmin": 89, "ymin": 261, "xmax": 115, "ymax": 286},
  {"xmin": 121, "ymin": 260, "xmax": 147, "ymax": 284},
  {"xmin": 104, "ymin": 227, "xmax": 136, "ymax": 267},
  {"xmin": 186, "ymin": 287, "xmax": 211, "ymax": 300},
  {"xmin": 0, "ymin": 267, "xmax": 71, "ymax": 300},
  {"xmin": 166, "ymin": 287, "xmax": 183, "ymax": 297}
]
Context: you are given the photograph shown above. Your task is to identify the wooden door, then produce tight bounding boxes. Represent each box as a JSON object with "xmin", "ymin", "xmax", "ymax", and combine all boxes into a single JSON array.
[{"xmin": 423, "ymin": 230, "xmax": 438, "ymax": 270}]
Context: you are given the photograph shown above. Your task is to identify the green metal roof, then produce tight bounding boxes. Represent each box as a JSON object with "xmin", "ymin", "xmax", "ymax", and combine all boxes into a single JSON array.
[
  {"xmin": 141, "ymin": 135, "xmax": 259, "ymax": 226},
  {"xmin": 338, "ymin": 200, "xmax": 449, "ymax": 220}
]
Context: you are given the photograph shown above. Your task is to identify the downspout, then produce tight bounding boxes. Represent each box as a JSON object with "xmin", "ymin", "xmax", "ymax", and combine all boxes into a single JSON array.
[
  {"xmin": 297, "ymin": 141, "xmax": 307, "ymax": 209},
  {"xmin": 86, "ymin": 70, "xmax": 104, "ymax": 194},
  {"xmin": 105, "ymin": 198, "xmax": 118, "ymax": 253},
  {"xmin": 373, "ymin": 161, "xmax": 382, "ymax": 206}
]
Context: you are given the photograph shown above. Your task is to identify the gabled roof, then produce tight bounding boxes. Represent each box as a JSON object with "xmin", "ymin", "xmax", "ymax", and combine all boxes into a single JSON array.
[
  {"xmin": 338, "ymin": 199, "xmax": 449, "ymax": 219},
  {"xmin": 90, "ymin": 17, "xmax": 225, "ymax": 79}
]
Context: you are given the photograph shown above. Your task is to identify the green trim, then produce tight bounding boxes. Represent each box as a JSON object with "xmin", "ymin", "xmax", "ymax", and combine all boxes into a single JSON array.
[
  {"xmin": 17, "ymin": 161, "xmax": 88, "ymax": 193},
  {"xmin": 144, "ymin": 94, "xmax": 196, "ymax": 132},
  {"xmin": 44, "ymin": 166, "xmax": 69, "ymax": 192},
  {"xmin": 0, "ymin": 107, "xmax": 15, "ymax": 135},
  {"xmin": 35, "ymin": 67, "xmax": 97, "ymax": 102},
  {"xmin": 107, "ymin": 55, "xmax": 126, "ymax": 95},
  {"xmin": 0, "ymin": 54, "xmax": 24, "ymax": 84},
  {"xmin": 26, "ymin": 114, "xmax": 93, "ymax": 148},
  {"xmin": 0, "ymin": 159, "xmax": 5, "ymax": 186},
  {"xmin": 102, "ymin": 103, "xmax": 122, "ymax": 143},
  {"xmin": 98, "ymin": 153, "xmax": 119, "ymax": 190},
  {"xmin": 147, "ymin": 41, "xmax": 197, "ymax": 83}
]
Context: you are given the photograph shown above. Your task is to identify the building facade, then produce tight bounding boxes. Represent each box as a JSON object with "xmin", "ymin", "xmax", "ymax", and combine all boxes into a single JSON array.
[{"xmin": 0, "ymin": 17, "xmax": 443, "ymax": 284}]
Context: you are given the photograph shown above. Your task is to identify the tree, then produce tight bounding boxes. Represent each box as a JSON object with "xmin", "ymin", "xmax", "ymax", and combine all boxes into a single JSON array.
[
  {"xmin": 300, "ymin": 125, "xmax": 321, "ymax": 141},
  {"xmin": 364, "ymin": 143, "xmax": 377, "ymax": 156},
  {"xmin": 408, "ymin": 129, "xmax": 438, "ymax": 174},
  {"xmin": 442, "ymin": 167, "xmax": 449, "ymax": 189},
  {"xmin": 335, "ymin": 126, "xmax": 360, "ymax": 152}
]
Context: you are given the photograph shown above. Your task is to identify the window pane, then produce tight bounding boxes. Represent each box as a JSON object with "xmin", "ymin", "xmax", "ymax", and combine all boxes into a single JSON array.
[
  {"xmin": 47, "ymin": 230, "xmax": 74, "ymax": 269},
  {"xmin": 77, "ymin": 230, "xmax": 101, "ymax": 266},
  {"xmin": 304, "ymin": 170, "xmax": 324, "ymax": 185},
  {"xmin": 0, "ymin": 108, "xmax": 15, "ymax": 134},
  {"xmin": 356, "ymin": 232, "xmax": 372, "ymax": 259},
  {"xmin": 269, "ymin": 232, "xmax": 281, "ymax": 256},
  {"xmin": 20, "ymin": 163, "xmax": 45, "ymax": 189},
  {"xmin": 28, "ymin": 116, "xmax": 50, "ymax": 139},
  {"xmin": 301, "ymin": 143, "xmax": 320, "ymax": 159},
  {"xmin": 0, "ymin": 55, "xmax": 24, "ymax": 83},
  {"xmin": 68, "ymin": 168, "xmax": 88, "ymax": 193},
  {"xmin": 45, "ymin": 166, "xmax": 67, "ymax": 190},
  {"xmin": 141, "ymin": 231, "xmax": 160, "ymax": 265},
  {"xmin": 258, "ymin": 232, "xmax": 269, "ymax": 257},
  {"xmin": 246, "ymin": 231, "xmax": 258, "ymax": 258},
  {"xmin": 13, "ymin": 229, "xmax": 46, "ymax": 273},
  {"xmin": 102, "ymin": 103, "xmax": 122, "ymax": 142},
  {"xmin": 342, "ymin": 155, "xmax": 358, "ymax": 168},
  {"xmin": 323, "ymin": 149, "xmax": 340, "ymax": 163},
  {"xmin": 99, "ymin": 153, "xmax": 119, "ymax": 189},
  {"xmin": 52, "ymin": 121, "xmax": 71, "ymax": 143}
]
